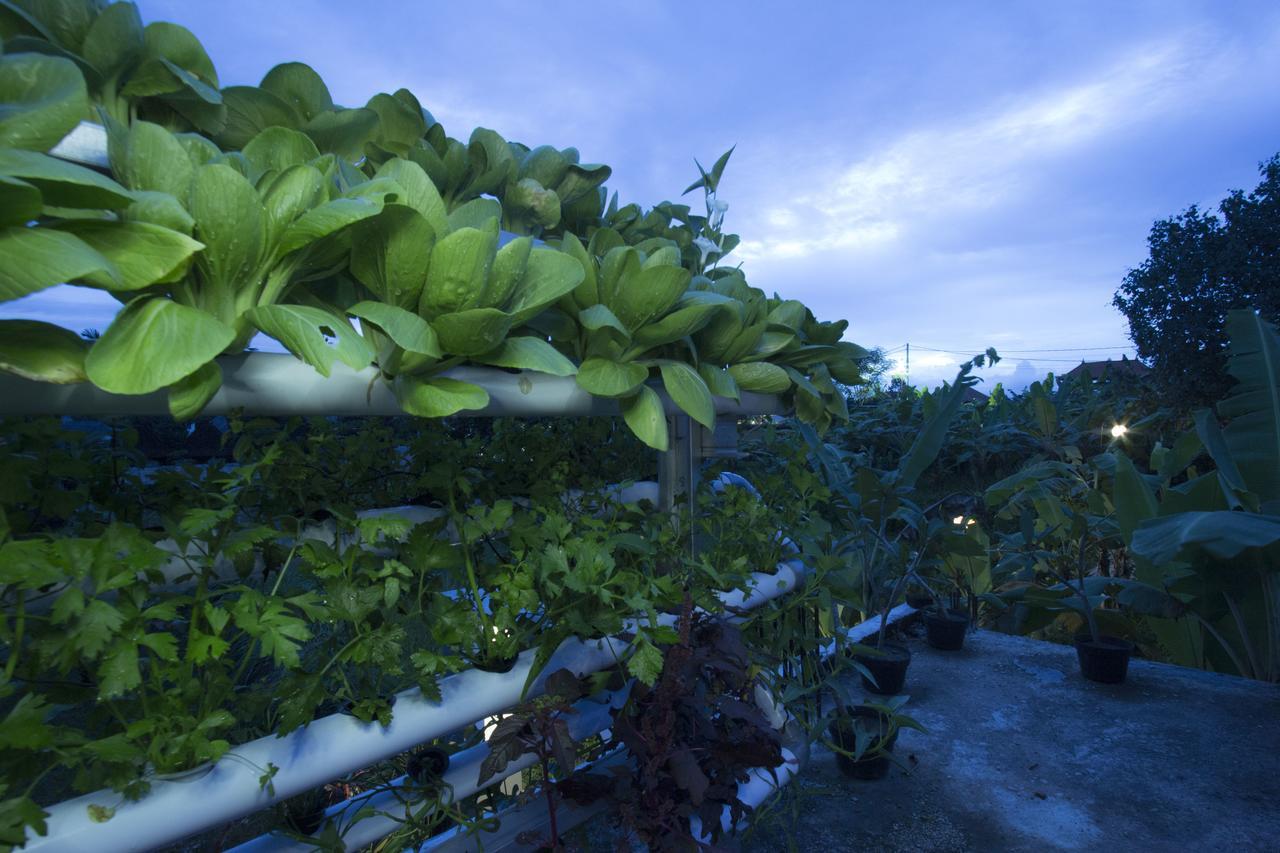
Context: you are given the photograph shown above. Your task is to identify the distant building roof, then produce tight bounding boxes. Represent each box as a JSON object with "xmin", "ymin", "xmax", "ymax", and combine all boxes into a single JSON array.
[
  {"xmin": 1062, "ymin": 357, "xmax": 1151, "ymax": 381},
  {"xmin": 961, "ymin": 386, "xmax": 988, "ymax": 404}
]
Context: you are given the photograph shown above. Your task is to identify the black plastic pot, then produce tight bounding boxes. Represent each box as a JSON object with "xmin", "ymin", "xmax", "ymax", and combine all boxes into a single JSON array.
[
  {"xmin": 924, "ymin": 608, "xmax": 970, "ymax": 651},
  {"xmin": 407, "ymin": 747, "xmax": 451, "ymax": 789},
  {"xmin": 1074, "ymin": 634, "xmax": 1134, "ymax": 684},
  {"xmin": 854, "ymin": 643, "xmax": 911, "ymax": 695},
  {"xmin": 472, "ymin": 653, "xmax": 519, "ymax": 674},
  {"xmin": 828, "ymin": 706, "xmax": 897, "ymax": 780},
  {"xmin": 342, "ymin": 694, "xmax": 396, "ymax": 718},
  {"xmin": 282, "ymin": 792, "xmax": 329, "ymax": 836}
]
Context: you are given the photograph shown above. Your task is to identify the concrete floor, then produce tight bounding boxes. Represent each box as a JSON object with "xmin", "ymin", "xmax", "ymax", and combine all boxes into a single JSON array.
[{"xmin": 743, "ymin": 626, "xmax": 1280, "ymax": 852}]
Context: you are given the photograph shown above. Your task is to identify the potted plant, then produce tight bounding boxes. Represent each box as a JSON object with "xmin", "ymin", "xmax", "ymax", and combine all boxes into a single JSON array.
[
  {"xmin": 803, "ymin": 354, "xmax": 999, "ymax": 694},
  {"xmin": 826, "ymin": 695, "xmax": 924, "ymax": 780},
  {"xmin": 984, "ymin": 460, "xmax": 1181, "ymax": 684},
  {"xmin": 918, "ymin": 520, "xmax": 992, "ymax": 651}
]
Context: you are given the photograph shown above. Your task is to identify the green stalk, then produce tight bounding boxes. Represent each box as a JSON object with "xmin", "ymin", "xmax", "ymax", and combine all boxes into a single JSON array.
[
  {"xmin": 1223, "ymin": 591, "xmax": 1262, "ymax": 680},
  {"xmin": 1192, "ymin": 611, "xmax": 1252, "ymax": 679},
  {"xmin": 4, "ymin": 590, "xmax": 25, "ymax": 679},
  {"xmin": 449, "ymin": 490, "xmax": 496, "ymax": 644}
]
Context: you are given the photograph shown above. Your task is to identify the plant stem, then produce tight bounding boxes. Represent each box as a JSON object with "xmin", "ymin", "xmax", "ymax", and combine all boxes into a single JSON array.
[
  {"xmin": 4, "ymin": 590, "xmax": 25, "ymax": 679},
  {"xmin": 449, "ymin": 490, "xmax": 495, "ymax": 642},
  {"xmin": 540, "ymin": 752, "xmax": 560, "ymax": 850},
  {"xmin": 1223, "ymin": 591, "xmax": 1262, "ymax": 680},
  {"xmin": 1191, "ymin": 612, "xmax": 1252, "ymax": 679},
  {"xmin": 1075, "ymin": 531, "xmax": 1099, "ymax": 642}
]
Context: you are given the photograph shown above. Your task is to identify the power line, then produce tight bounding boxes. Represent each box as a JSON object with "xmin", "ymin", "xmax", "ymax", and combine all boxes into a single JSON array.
[{"xmin": 909, "ymin": 344, "xmax": 1135, "ymax": 355}]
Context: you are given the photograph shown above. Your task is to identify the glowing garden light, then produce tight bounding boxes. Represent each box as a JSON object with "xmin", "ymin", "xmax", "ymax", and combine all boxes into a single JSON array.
[{"xmin": 1110, "ymin": 424, "xmax": 1128, "ymax": 439}]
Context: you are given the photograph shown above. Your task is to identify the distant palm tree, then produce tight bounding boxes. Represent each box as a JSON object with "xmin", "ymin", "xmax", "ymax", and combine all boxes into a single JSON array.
[{"xmin": 80, "ymin": 328, "xmax": 100, "ymax": 340}]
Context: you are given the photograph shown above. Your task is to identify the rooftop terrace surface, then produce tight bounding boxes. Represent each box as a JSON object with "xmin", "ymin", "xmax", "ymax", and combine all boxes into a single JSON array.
[{"xmin": 744, "ymin": 627, "xmax": 1280, "ymax": 852}]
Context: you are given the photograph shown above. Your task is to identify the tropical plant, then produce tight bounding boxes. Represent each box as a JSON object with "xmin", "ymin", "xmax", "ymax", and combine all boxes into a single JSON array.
[
  {"xmin": 803, "ymin": 353, "xmax": 999, "ymax": 644},
  {"xmin": 1118, "ymin": 310, "xmax": 1280, "ymax": 680}
]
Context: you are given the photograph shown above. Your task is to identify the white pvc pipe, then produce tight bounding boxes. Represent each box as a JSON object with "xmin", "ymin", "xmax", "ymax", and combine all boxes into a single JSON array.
[
  {"xmin": 49, "ymin": 121, "xmax": 109, "ymax": 169},
  {"xmin": 239, "ymin": 564, "xmax": 809, "ymax": 853},
  {"xmin": 230, "ymin": 686, "xmax": 631, "ymax": 853},
  {"xmin": 819, "ymin": 602, "xmax": 918, "ymax": 660},
  {"xmin": 689, "ymin": 747, "xmax": 800, "ymax": 843},
  {"xmin": 21, "ymin": 637, "xmax": 627, "ymax": 853},
  {"xmin": 23, "ymin": 562, "xmax": 804, "ymax": 853},
  {"xmin": 0, "ymin": 353, "xmax": 780, "ymax": 418}
]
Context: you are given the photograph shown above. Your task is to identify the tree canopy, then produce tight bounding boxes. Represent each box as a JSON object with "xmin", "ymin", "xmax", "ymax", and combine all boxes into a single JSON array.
[{"xmin": 1114, "ymin": 154, "xmax": 1280, "ymax": 409}]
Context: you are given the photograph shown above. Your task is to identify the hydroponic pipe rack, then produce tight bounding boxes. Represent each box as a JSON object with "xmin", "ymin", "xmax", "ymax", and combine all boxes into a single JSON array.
[{"xmin": 0, "ymin": 353, "xmax": 781, "ymax": 419}]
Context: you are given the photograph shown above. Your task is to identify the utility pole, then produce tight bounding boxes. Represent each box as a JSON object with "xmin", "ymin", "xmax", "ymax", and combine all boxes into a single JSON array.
[{"xmin": 905, "ymin": 342, "xmax": 910, "ymax": 385}]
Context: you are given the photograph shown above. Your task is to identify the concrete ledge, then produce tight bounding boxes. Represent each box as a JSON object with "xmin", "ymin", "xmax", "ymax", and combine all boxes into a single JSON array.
[{"xmin": 746, "ymin": 628, "xmax": 1280, "ymax": 852}]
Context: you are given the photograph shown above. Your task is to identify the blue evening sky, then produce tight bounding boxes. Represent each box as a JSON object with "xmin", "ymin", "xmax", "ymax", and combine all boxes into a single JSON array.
[{"xmin": 11, "ymin": 1, "xmax": 1280, "ymax": 390}]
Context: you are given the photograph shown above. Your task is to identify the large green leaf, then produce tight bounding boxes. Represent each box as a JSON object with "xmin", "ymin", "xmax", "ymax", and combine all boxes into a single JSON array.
[
  {"xmin": 0, "ymin": 148, "xmax": 133, "ymax": 209},
  {"xmin": 121, "ymin": 56, "xmax": 219, "ymax": 104},
  {"xmin": 698, "ymin": 363, "xmax": 740, "ymax": 401},
  {"xmin": 506, "ymin": 177, "xmax": 560, "ymax": 229},
  {"xmin": 504, "ymin": 248, "xmax": 585, "ymax": 324},
  {"xmin": 366, "ymin": 90, "xmax": 426, "ymax": 156},
  {"xmin": 124, "ymin": 190, "xmax": 195, "ymax": 235},
  {"xmin": 111, "ymin": 120, "xmax": 193, "ymax": 200},
  {"xmin": 216, "ymin": 85, "xmax": 301, "ymax": 150},
  {"xmin": 727, "ymin": 361, "xmax": 790, "ymax": 394},
  {"xmin": 304, "ymin": 108, "xmax": 378, "ymax": 161},
  {"xmin": 1111, "ymin": 451, "xmax": 1158, "ymax": 543},
  {"xmin": 576, "ymin": 357, "xmax": 648, "ymax": 397},
  {"xmin": 0, "ymin": 319, "xmax": 87, "ymax": 383},
  {"xmin": 279, "ymin": 196, "xmax": 383, "ymax": 256},
  {"xmin": 1131, "ymin": 511, "xmax": 1280, "ymax": 565},
  {"xmin": 137, "ymin": 21, "xmax": 219, "ymax": 89},
  {"xmin": 189, "ymin": 163, "xmax": 263, "ymax": 289},
  {"xmin": 578, "ymin": 304, "xmax": 630, "ymax": 341},
  {"xmin": 628, "ymin": 302, "xmax": 723, "ymax": 354},
  {"xmin": 394, "ymin": 374, "xmax": 489, "ymax": 417},
  {"xmin": 1194, "ymin": 409, "xmax": 1250, "ymax": 511},
  {"xmin": 447, "ymin": 197, "xmax": 501, "ymax": 232},
  {"xmin": 609, "ymin": 264, "xmax": 690, "ymax": 331},
  {"xmin": 86, "ymin": 298, "xmax": 234, "ymax": 394},
  {"xmin": 419, "ymin": 225, "xmax": 497, "ymax": 316},
  {"xmin": 1216, "ymin": 310, "xmax": 1280, "ymax": 509},
  {"xmin": 259, "ymin": 62, "xmax": 333, "ymax": 122},
  {"xmin": 57, "ymin": 220, "xmax": 203, "ymax": 290},
  {"xmin": 898, "ymin": 365, "xmax": 974, "ymax": 490},
  {"xmin": 0, "ymin": 225, "xmax": 117, "ymax": 301},
  {"xmin": 241, "ymin": 126, "xmax": 320, "ymax": 178},
  {"xmin": 373, "ymin": 158, "xmax": 448, "ymax": 237},
  {"xmin": 167, "ymin": 360, "xmax": 221, "ymax": 420},
  {"xmin": 0, "ymin": 51, "xmax": 87, "ymax": 151},
  {"xmin": 0, "ymin": 175, "xmax": 40, "ymax": 226},
  {"xmin": 349, "ymin": 205, "xmax": 435, "ymax": 309},
  {"xmin": 348, "ymin": 301, "xmax": 440, "ymax": 357},
  {"xmin": 659, "ymin": 360, "xmax": 715, "ymax": 429},
  {"xmin": 475, "ymin": 336, "xmax": 576, "ymax": 376},
  {"xmin": 9, "ymin": 0, "xmax": 97, "ymax": 51},
  {"xmin": 431, "ymin": 308, "xmax": 511, "ymax": 356},
  {"xmin": 244, "ymin": 304, "xmax": 374, "ymax": 376},
  {"xmin": 260, "ymin": 164, "xmax": 326, "ymax": 246},
  {"xmin": 81, "ymin": 1, "xmax": 145, "ymax": 79},
  {"xmin": 621, "ymin": 385, "xmax": 668, "ymax": 451}
]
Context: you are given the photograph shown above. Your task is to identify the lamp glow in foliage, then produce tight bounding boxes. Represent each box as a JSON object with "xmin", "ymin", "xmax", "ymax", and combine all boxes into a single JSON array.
[{"xmin": 1118, "ymin": 310, "xmax": 1280, "ymax": 681}]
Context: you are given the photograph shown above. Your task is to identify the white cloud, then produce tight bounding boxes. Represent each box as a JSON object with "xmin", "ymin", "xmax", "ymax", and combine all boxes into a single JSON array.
[{"xmin": 732, "ymin": 33, "xmax": 1237, "ymax": 268}]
